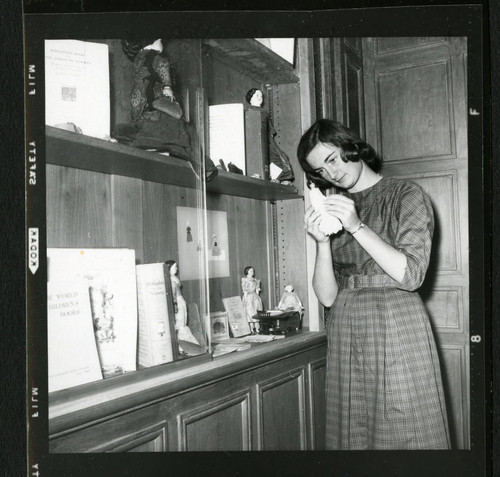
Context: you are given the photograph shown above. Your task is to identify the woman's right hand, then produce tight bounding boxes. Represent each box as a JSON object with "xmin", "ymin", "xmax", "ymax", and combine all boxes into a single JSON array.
[{"xmin": 304, "ymin": 206, "xmax": 330, "ymax": 243}]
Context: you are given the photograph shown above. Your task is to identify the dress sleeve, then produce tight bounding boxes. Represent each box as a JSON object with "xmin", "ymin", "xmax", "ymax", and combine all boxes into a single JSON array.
[
  {"xmin": 394, "ymin": 182, "xmax": 435, "ymax": 291},
  {"xmin": 152, "ymin": 54, "xmax": 172, "ymax": 87},
  {"xmin": 241, "ymin": 277, "xmax": 250, "ymax": 293}
]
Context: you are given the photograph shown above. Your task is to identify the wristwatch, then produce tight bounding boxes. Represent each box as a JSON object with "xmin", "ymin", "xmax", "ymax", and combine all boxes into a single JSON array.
[{"xmin": 350, "ymin": 221, "xmax": 365, "ymax": 235}]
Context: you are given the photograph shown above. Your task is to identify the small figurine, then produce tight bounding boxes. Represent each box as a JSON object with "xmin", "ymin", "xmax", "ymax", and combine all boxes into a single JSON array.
[
  {"xmin": 165, "ymin": 260, "xmax": 199, "ymax": 347},
  {"xmin": 245, "ymin": 88, "xmax": 294, "ymax": 183},
  {"xmin": 277, "ymin": 285, "xmax": 304, "ymax": 312},
  {"xmin": 241, "ymin": 266, "xmax": 263, "ymax": 332},
  {"xmin": 114, "ymin": 40, "xmax": 191, "ymax": 156},
  {"xmin": 308, "ymin": 181, "xmax": 343, "ymax": 235}
]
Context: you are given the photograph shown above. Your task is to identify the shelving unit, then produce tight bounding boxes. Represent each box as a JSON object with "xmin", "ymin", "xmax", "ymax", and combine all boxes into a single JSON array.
[
  {"xmin": 46, "ymin": 125, "xmax": 302, "ymax": 201},
  {"xmin": 202, "ymin": 38, "xmax": 298, "ymax": 85},
  {"xmin": 44, "ymin": 37, "xmax": 323, "ymax": 452}
]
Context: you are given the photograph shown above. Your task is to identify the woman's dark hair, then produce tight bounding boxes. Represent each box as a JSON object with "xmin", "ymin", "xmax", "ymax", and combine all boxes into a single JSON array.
[
  {"xmin": 121, "ymin": 39, "xmax": 161, "ymax": 61},
  {"xmin": 297, "ymin": 119, "xmax": 382, "ymax": 189},
  {"xmin": 245, "ymin": 88, "xmax": 260, "ymax": 105},
  {"xmin": 243, "ymin": 266, "xmax": 255, "ymax": 276}
]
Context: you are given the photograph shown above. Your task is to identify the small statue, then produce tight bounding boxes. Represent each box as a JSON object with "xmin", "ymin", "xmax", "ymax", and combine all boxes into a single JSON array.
[
  {"xmin": 241, "ymin": 266, "xmax": 263, "ymax": 332},
  {"xmin": 245, "ymin": 88, "xmax": 294, "ymax": 183},
  {"xmin": 277, "ymin": 285, "xmax": 303, "ymax": 312},
  {"xmin": 165, "ymin": 260, "xmax": 199, "ymax": 348}
]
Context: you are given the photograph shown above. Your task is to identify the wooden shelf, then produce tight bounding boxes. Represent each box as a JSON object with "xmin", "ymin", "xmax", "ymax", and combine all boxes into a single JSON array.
[
  {"xmin": 208, "ymin": 170, "xmax": 300, "ymax": 201},
  {"xmin": 46, "ymin": 126, "xmax": 302, "ymax": 201},
  {"xmin": 45, "ymin": 126, "xmax": 199, "ymax": 189},
  {"xmin": 202, "ymin": 38, "xmax": 298, "ymax": 85}
]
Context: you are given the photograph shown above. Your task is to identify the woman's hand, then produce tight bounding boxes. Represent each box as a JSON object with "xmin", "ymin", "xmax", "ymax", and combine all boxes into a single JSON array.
[
  {"xmin": 323, "ymin": 195, "xmax": 360, "ymax": 233},
  {"xmin": 304, "ymin": 206, "xmax": 330, "ymax": 243}
]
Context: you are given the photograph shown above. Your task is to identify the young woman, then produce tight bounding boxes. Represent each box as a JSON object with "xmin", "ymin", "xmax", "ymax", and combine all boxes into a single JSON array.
[{"xmin": 297, "ymin": 119, "xmax": 450, "ymax": 450}]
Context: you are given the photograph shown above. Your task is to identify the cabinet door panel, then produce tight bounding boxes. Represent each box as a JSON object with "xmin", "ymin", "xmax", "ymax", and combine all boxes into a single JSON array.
[
  {"xmin": 178, "ymin": 392, "xmax": 251, "ymax": 451},
  {"xmin": 50, "ymin": 405, "xmax": 166, "ymax": 453},
  {"xmin": 309, "ymin": 358, "xmax": 327, "ymax": 450},
  {"xmin": 257, "ymin": 367, "xmax": 307, "ymax": 450}
]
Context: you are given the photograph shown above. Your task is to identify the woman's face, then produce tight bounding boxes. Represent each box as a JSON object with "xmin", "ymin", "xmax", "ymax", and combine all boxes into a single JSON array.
[
  {"xmin": 250, "ymin": 90, "xmax": 263, "ymax": 107},
  {"xmin": 247, "ymin": 267, "xmax": 255, "ymax": 277},
  {"xmin": 306, "ymin": 142, "xmax": 363, "ymax": 190}
]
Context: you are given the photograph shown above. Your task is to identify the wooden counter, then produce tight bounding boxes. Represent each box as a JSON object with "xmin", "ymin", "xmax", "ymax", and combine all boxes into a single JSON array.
[{"xmin": 49, "ymin": 331, "xmax": 327, "ymax": 452}]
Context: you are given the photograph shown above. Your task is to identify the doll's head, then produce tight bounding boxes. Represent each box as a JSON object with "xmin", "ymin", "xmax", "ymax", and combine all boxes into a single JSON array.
[
  {"xmin": 243, "ymin": 266, "xmax": 255, "ymax": 277},
  {"xmin": 165, "ymin": 259, "xmax": 178, "ymax": 276},
  {"xmin": 245, "ymin": 88, "xmax": 264, "ymax": 108}
]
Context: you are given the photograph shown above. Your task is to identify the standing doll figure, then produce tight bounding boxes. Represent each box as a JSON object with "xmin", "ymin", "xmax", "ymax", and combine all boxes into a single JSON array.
[
  {"xmin": 245, "ymin": 88, "xmax": 294, "ymax": 183},
  {"xmin": 241, "ymin": 266, "xmax": 263, "ymax": 332},
  {"xmin": 165, "ymin": 260, "xmax": 199, "ymax": 347}
]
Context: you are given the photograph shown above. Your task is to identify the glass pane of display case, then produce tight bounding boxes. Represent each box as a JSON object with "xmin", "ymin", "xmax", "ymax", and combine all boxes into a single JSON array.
[{"xmin": 45, "ymin": 39, "xmax": 210, "ymax": 394}]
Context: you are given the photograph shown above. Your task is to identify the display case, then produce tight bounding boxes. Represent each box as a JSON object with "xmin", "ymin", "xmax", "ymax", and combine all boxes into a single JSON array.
[{"xmin": 45, "ymin": 37, "xmax": 327, "ymax": 451}]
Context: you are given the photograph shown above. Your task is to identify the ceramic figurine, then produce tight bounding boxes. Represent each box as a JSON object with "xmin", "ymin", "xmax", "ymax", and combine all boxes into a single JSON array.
[{"xmin": 277, "ymin": 284, "xmax": 304, "ymax": 312}]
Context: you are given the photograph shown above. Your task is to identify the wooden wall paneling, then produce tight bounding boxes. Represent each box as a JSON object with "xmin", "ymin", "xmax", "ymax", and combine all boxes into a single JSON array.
[
  {"xmin": 439, "ymin": 344, "xmax": 469, "ymax": 449},
  {"xmin": 361, "ymin": 37, "xmax": 380, "ymax": 152},
  {"xmin": 256, "ymin": 367, "xmax": 307, "ymax": 450},
  {"xmin": 103, "ymin": 39, "xmax": 133, "ymax": 130},
  {"xmin": 166, "ymin": 39, "xmax": 203, "ymax": 125},
  {"xmin": 344, "ymin": 38, "xmax": 362, "ymax": 55},
  {"xmin": 362, "ymin": 37, "xmax": 469, "ymax": 448},
  {"xmin": 142, "ymin": 181, "xmax": 203, "ymax": 307},
  {"xmin": 375, "ymin": 37, "xmax": 446, "ymax": 56},
  {"xmin": 114, "ymin": 430, "xmax": 165, "ymax": 452},
  {"xmin": 332, "ymin": 38, "xmax": 344, "ymax": 123},
  {"xmin": 423, "ymin": 286, "xmax": 464, "ymax": 332},
  {"xmin": 276, "ymin": 199, "xmax": 308, "ymax": 325},
  {"xmin": 343, "ymin": 42, "xmax": 365, "ymax": 139},
  {"xmin": 316, "ymin": 38, "xmax": 335, "ymax": 120},
  {"xmin": 202, "ymin": 49, "xmax": 260, "ymax": 106},
  {"xmin": 376, "ymin": 60, "xmax": 455, "ymax": 162},
  {"xmin": 270, "ymin": 82, "xmax": 309, "ymax": 324},
  {"xmin": 177, "ymin": 391, "xmax": 251, "ymax": 451},
  {"xmin": 46, "ymin": 164, "xmax": 113, "ymax": 248},
  {"xmin": 206, "ymin": 194, "xmax": 270, "ymax": 312},
  {"xmin": 49, "ymin": 405, "xmax": 167, "ymax": 453},
  {"xmin": 295, "ymin": 38, "xmax": 324, "ymax": 331},
  {"xmin": 270, "ymin": 83, "xmax": 303, "ymax": 192},
  {"xmin": 308, "ymin": 358, "xmax": 326, "ymax": 450},
  {"xmin": 110, "ymin": 175, "xmax": 144, "ymax": 264}
]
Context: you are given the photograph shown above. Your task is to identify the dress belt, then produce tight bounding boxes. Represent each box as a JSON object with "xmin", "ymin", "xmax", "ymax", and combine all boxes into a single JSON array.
[{"xmin": 338, "ymin": 274, "xmax": 398, "ymax": 289}]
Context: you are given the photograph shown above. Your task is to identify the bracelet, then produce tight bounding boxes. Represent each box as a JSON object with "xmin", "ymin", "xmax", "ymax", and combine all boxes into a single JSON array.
[{"xmin": 350, "ymin": 221, "xmax": 365, "ymax": 235}]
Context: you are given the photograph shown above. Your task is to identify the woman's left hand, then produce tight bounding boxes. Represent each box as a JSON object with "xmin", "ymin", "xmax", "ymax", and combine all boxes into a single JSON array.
[{"xmin": 323, "ymin": 195, "xmax": 361, "ymax": 233}]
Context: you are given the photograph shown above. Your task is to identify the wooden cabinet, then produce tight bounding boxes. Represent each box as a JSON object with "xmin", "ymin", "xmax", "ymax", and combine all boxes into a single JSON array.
[
  {"xmin": 46, "ymin": 38, "xmax": 326, "ymax": 452},
  {"xmin": 49, "ymin": 332, "xmax": 327, "ymax": 452}
]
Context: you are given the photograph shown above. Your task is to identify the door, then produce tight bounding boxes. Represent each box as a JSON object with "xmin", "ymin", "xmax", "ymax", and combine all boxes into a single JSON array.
[{"xmin": 362, "ymin": 37, "xmax": 469, "ymax": 449}]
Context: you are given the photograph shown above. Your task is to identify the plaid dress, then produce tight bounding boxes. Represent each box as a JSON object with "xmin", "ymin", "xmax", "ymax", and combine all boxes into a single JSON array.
[{"xmin": 325, "ymin": 176, "xmax": 450, "ymax": 450}]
